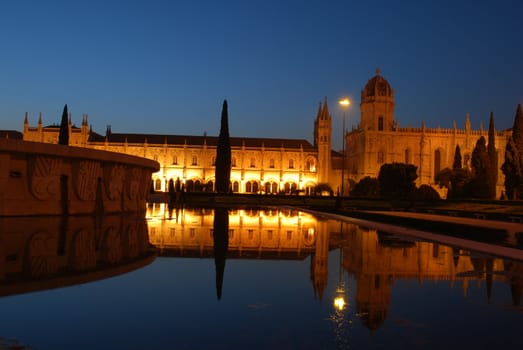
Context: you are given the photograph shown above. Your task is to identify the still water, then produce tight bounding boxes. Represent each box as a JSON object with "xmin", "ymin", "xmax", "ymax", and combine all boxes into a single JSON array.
[{"xmin": 0, "ymin": 205, "xmax": 522, "ymax": 349}]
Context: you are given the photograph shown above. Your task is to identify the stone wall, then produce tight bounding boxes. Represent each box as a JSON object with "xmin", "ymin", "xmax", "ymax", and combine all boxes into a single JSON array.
[{"xmin": 0, "ymin": 139, "xmax": 159, "ymax": 216}]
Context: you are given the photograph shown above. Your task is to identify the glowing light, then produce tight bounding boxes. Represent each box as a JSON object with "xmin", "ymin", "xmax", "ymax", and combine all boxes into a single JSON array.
[
  {"xmin": 338, "ymin": 98, "xmax": 350, "ymax": 107},
  {"xmin": 333, "ymin": 295, "xmax": 346, "ymax": 311}
]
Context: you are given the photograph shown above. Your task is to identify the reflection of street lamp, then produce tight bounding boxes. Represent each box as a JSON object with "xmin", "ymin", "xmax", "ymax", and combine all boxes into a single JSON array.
[
  {"xmin": 333, "ymin": 246, "xmax": 346, "ymax": 311},
  {"xmin": 338, "ymin": 98, "xmax": 350, "ymax": 196}
]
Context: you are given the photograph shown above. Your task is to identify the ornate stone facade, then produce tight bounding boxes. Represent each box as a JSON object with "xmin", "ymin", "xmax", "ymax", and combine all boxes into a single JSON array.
[
  {"xmin": 23, "ymin": 99, "xmax": 343, "ymax": 195},
  {"xmin": 347, "ymin": 69, "xmax": 512, "ymax": 198},
  {"xmin": 21, "ymin": 70, "xmax": 514, "ymax": 197}
]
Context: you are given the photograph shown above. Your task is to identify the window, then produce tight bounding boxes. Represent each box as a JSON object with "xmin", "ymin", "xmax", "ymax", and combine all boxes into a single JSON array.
[
  {"xmin": 212, "ymin": 156, "xmax": 216, "ymax": 166},
  {"xmin": 378, "ymin": 116, "xmax": 384, "ymax": 131},
  {"xmin": 189, "ymin": 228, "xmax": 196, "ymax": 238},
  {"xmin": 267, "ymin": 230, "xmax": 273, "ymax": 240},
  {"xmin": 245, "ymin": 181, "xmax": 258, "ymax": 193},
  {"xmin": 269, "ymin": 158, "xmax": 275, "ymax": 168},
  {"xmin": 169, "ymin": 228, "xmax": 176, "ymax": 238},
  {"xmin": 229, "ymin": 229, "xmax": 234, "ymax": 239},
  {"xmin": 286, "ymin": 231, "xmax": 292, "ymax": 240},
  {"xmin": 404, "ymin": 149, "xmax": 411, "ymax": 164},
  {"xmin": 434, "ymin": 149, "xmax": 441, "ymax": 180},
  {"xmin": 153, "ymin": 154, "xmax": 158, "ymax": 161},
  {"xmin": 232, "ymin": 181, "xmax": 239, "ymax": 192},
  {"xmin": 248, "ymin": 229, "xmax": 254, "ymax": 240},
  {"xmin": 377, "ymin": 151, "xmax": 384, "ymax": 164},
  {"xmin": 172, "ymin": 155, "xmax": 178, "ymax": 165},
  {"xmin": 155, "ymin": 178, "xmax": 162, "ymax": 191},
  {"xmin": 192, "ymin": 156, "xmax": 197, "ymax": 166},
  {"xmin": 306, "ymin": 159, "xmax": 316, "ymax": 172},
  {"xmin": 232, "ymin": 157, "xmax": 237, "ymax": 167},
  {"xmin": 289, "ymin": 159, "xmax": 294, "ymax": 169},
  {"xmin": 250, "ymin": 158, "xmax": 256, "ymax": 168}
]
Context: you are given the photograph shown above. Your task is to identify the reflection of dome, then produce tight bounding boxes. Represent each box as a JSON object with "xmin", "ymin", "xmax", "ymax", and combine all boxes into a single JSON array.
[{"xmin": 362, "ymin": 68, "xmax": 393, "ymax": 98}]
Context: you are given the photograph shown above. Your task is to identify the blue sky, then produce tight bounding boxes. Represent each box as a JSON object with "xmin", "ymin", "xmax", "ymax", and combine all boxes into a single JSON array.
[{"xmin": 1, "ymin": 0, "xmax": 522, "ymax": 149}]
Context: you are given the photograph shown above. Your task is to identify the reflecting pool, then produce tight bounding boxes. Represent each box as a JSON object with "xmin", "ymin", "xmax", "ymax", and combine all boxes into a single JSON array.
[{"xmin": 0, "ymin": 205, "xmax": 522, "ymax": 349}]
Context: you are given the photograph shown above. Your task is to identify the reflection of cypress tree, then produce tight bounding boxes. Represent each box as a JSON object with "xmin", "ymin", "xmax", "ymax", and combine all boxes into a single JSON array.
[
  {"xmin": 213, "ymin": 208, "xmax": 229, "ymax": 299},
  {"xmin": 215, "ymin": 100, "xmax": 231, "ymax": 193},
  {"xmin": 58, "ymin": 104, "xmax": 69, "ymax": 145}
]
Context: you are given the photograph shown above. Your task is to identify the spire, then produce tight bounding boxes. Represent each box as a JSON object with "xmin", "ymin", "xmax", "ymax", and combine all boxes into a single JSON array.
[
  {"xmin": 24, "ymin": 112, "xmax": 28, "ymax": 124},
  {"xmin": 38, "ymin": 112, "xmax": 42, "ymax": 125},
  {"xmin": 316, "ymin": 101, "xmax": 322, "ymax": 120},
  {"xmin": 465, "ymin": 113, "xmax": 471, "ymax": 131},
  {"xmin": 321, "ymin": 96, "xmax": 330, "ymax": 120},
  {"xmin": 375, "ymin": 67, "xmax": 381, "ymax": 76}
]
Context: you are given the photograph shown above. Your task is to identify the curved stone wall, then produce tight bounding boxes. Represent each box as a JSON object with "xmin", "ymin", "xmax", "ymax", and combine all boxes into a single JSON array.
[{"xmin": 0, "ymin": 139, "xmax": 159, "ymax": 216}]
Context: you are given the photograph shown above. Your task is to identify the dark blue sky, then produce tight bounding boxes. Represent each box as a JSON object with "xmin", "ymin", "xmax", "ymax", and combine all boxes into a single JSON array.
[{"xmin": 1, "ymin": 0, "xmax": 522, "ymax": 148}]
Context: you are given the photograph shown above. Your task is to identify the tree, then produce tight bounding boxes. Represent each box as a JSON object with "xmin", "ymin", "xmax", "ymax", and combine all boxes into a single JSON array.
[
  {"xmin": 513, "ymin": 104, "xmax": 523, "ymax": 155},
  {"xmin": 501, "ymin": 137, "xmax": 522, "ymax": 199},
  {"xmin": 58, "ymin": 104, "xmax": 69, "ymax": 145},
  {"xmin": 453, "ymin": 145, "xmax": 462, "ymax": 169},
  {"xmin": 215, "ymin": 100, "xmax": 232, "ymax": 193},
  {"xmin": 465, "ymin": 136, "xmax": 490, "ymax": 198},
  {"xmin": 415, "ymin": 184, "xmax": 441, "ymax": 201},
  {"xmin": 487, "ymin": 112, "xmax": 498, "ymax": 199},
  {"xmin": 350, "ymin": 176, "xmax": 379, "ymax": 197},
  {"xmin": 377, "ymin": 163, "xmax": 417, "ymax": 198}
]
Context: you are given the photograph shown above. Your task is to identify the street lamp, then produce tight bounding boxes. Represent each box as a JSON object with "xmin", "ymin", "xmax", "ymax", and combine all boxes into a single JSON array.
[{"xmin": 338, "ymin": 98, "xmax": 350, "ymax": 196}]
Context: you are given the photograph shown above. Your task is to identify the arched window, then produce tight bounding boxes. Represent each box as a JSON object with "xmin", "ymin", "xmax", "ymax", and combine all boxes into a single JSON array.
[
  {"xmin": 252, "ymin": 181, "xmax": 259, "ymax": 193},
  {"xmin": 154, "ymin": 178, "xmax": 162, "ymax": 191},
  {"xmin": 405, "ymin": 149, "xmax": 411, "ymax": 164},
  {"xmin": 378, "ymin": 116, "xmax": 384, "ymax": 131},
  {"xmin": 272, "ymin": 182, "xmax": 278, "ymax": 194},
  {"xmin": 232, "ymin": 181, "xmax": 239, "ymax": 192},
  {"xmin": 434, "ymin": 149, "xmax": 442, "ymax": 180},
  {"xmin": 246, "ymin": 182, "xmax": 252, "ymax": 193}
]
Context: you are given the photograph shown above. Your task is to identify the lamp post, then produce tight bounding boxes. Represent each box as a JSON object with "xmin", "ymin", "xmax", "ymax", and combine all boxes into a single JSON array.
[{"xmin": 338, "ymin": 98, "xmax": 350, "ymax": 196}]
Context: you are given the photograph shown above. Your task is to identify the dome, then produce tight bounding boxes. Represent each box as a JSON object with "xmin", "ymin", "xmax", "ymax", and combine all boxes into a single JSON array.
[{"xmin": 362, "ymin": 68, "xmax": 393, "ymax": 98}]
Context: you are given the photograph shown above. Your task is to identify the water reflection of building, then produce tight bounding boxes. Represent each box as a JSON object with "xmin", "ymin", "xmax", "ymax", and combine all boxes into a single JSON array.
[
  {"xmin": 147, "ymin": 206, "xmax": 523, "ymax": 332},
  {"xmin": 0, "ymin": 215, "xmax": 154, "ymax": 297},
  {"xmin": 342, "ymin": 226, "xmax": 523, "ymax": 332},
  {"xmin": 146, "ymin": 204, "xmax": 337, "ymax": 298}
]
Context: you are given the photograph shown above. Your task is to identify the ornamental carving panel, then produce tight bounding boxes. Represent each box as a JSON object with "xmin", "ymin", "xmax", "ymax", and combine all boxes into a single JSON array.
[
  {"xmin": 70, "ymin": 228, "xmax": 96, "ymax": 271},
  {"xmin": 104, "ymin": 164, "xmax": 125, "ymax": 200},
  {"xmin": 26, "ymin": 232, "xmax": 58, "ymax": 277},
  {"xmin": 73, "ymin": 160, "xmax": 101, "ymax": 201},
  {"xmin": 29, "ymin": 156, "xmax": 61, "ymax": 200}
]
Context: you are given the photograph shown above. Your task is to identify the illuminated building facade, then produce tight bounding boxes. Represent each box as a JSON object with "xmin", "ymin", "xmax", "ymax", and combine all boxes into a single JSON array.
[
  {"xmin": 23, "ymin": 98, "xmax": 343, "ymax": 195},
  {"xmin": 21, "ymin": 69, "xmax": 514, "ymax": 197},
  {"xmin": 347, "ymin": 68, "xmax": 512, "ymax": 197}
]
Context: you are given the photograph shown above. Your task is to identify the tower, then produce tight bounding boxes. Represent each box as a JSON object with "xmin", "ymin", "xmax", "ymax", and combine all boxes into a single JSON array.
[
  {"xmin": 314, "ymin": 97, "xmax": 332, "ymax": 184},
  {"xmin": 359, "ymin": 68, "xmax": 395, "ymax": 131}
]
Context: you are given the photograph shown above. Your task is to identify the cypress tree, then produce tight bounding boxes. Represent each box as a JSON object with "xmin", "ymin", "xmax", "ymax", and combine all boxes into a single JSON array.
[
  {"xmin": 452, "ymin": 145, "xmax": 462, "ymax": 169},
  {"xmin": 58, "ymin": 104, "xmax": 69, "ymax": 145},
  {"xmin": 487, "ymin": 112, "xmax": 498, "ymax": 199},
  {"xmin": 215, "ymin": 100, "xmax": 231, "ymax": 193},
  {"xmin": 513, "ymin": 104, "xmax": 523, "ymax": 154},
  {"xmin": 501, "ymin": 137, "xmax": 522, "ymax": 199}
]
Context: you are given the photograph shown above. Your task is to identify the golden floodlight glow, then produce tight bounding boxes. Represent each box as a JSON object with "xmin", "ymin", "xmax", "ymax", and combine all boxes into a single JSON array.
[
  {"xmin": 333, "ymin": 296, "xmax": 346, "ymax": 311},
  {"xmin": 338, "ymin": 98, "xmax": 350, "ymax": 107}
]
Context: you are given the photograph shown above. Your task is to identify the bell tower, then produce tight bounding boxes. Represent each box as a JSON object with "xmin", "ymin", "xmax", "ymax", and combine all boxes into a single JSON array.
[
  {"xmin": 314, "ymin": 97, "xmax": 332, "ymax": 184},
  {"xmin": 360, "ymin": 68, "xmax": 395, "ymax": 131}
]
